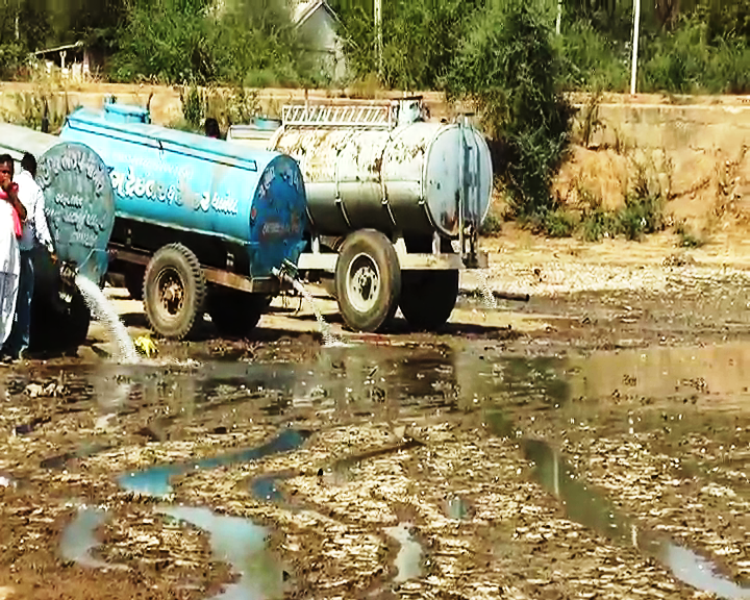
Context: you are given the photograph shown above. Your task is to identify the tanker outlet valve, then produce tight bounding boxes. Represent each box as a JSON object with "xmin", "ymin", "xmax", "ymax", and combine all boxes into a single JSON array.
[{"xmin": 272, "ymin": 258, "xmax": 300, "ymax": 286}]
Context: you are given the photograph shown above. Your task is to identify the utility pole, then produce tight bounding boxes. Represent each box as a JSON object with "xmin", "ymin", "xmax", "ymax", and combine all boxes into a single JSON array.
[
  {"xmin": 630, "ymin": 0, "xmax": 641, "ymax": 95},
  {"xmin": 374, "ymin": 0, "xmax": 383, "ymax": 79},
  {"xmin": 555, "ymin": 0, "xmax": 562, "ymax": 35}
]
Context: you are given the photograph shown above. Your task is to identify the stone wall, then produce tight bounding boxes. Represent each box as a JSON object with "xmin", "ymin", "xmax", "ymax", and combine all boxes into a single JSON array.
[{"xmin": 563, "ymin": 93, "xmax": 750, "ymax": 231}]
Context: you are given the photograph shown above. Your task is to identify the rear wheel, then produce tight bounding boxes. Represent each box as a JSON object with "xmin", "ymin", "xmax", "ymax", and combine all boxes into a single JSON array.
[
  {"xmin": 207, "ymin": 289, "xmax": 269, "ymax": 339},
  {"xmin": 334, "ymin": 229, "xmax": 401, "ymax": 333},
  {"xmin": 399, "ymin": 270, "xmax": 459, "ymax": 331},
  {"xmin": 143, "ymin": 243, "xmax": 206, "ymax": 340}
]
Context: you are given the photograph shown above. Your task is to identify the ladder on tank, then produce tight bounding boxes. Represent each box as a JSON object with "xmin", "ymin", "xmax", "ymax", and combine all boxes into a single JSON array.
[{"xmin": 281, "ymin": 104, "xmax": 394, "ymax": 129}]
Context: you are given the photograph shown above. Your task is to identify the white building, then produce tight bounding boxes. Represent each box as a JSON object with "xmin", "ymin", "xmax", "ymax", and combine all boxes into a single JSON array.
[{"xmin": 292, "ymin": 0, "xmax": 348, "ymax": 83}]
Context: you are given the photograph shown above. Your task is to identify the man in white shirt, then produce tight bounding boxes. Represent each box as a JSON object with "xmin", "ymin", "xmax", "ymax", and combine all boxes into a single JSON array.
[{"xmin": 4, "ymin": 153, "xmax": 55, "ymax": 360}]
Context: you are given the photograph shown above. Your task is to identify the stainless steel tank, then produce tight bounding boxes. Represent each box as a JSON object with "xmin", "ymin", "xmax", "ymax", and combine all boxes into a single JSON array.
[{"xmin": 262, "ymin": 101, "xmax": 493, "ymax": 240}]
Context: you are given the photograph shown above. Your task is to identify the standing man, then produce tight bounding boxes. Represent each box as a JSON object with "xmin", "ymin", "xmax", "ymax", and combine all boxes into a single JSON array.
[
  {"xmin": 0, "ymin": 154, "xmax": 25, "ymax": 355},
  {"xmin": 5, "ymin": 153, "xmax": 54, "ymax": 361}
]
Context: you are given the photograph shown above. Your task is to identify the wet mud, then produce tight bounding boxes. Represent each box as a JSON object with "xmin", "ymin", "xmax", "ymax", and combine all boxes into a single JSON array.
[{"xmin": 0, "ymin": 278, "xmax": 749, "ymax": 600}]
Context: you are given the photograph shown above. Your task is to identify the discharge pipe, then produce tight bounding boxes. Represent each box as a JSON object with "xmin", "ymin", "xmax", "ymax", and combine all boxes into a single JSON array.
[
  {"xmin": 271, "ymin": 259, "xmax": 302, "ymax": 288},
  {"xmin": 492, "ymin": 291, "xmax": 530, "ymax": 302}
]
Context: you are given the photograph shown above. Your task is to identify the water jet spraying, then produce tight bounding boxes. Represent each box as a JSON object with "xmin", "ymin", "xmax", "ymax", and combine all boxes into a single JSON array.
[{"xmin": 273, "ymin": 260, "xmax": 342, "ymax": 347}]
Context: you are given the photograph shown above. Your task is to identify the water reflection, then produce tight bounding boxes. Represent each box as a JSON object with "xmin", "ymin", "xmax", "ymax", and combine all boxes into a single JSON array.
[
  {"xmin": 384, "ymin": 523, "xmax": 423, "ymax": 583},
  {"xmin": 487, "ymin": 413, "xmax": 750, "ymax": 600}
]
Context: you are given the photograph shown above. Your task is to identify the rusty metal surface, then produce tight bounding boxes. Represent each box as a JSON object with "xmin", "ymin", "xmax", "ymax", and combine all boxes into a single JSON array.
[{"xmin": 271, "ymin": 121, "xmax": 493, "ymax": 240}]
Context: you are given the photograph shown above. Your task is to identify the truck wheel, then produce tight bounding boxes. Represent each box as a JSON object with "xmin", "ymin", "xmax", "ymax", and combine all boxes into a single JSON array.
[
  {"xmin": 335, "ymin": 229, "xmax": 401, "ymax": 333},
  {"xmin": 399, "ymin": 270, "xmax": 459, "ymax": 331},
  {"xmin": 208, "ymin": 289, "xmax": 269, "ymax": 338},
  {"xmin": 143, "ymin": 243, "xmax": 206, "ymax": 340},
  {"xmin": 124, "ymin": 266, "xmax": 144, "ymax": 301}
]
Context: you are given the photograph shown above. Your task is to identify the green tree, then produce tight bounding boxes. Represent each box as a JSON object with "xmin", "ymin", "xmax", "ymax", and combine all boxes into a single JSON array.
[{"xmin": 331, "ymin": 0, "xmax": 481, "ymax": 89}]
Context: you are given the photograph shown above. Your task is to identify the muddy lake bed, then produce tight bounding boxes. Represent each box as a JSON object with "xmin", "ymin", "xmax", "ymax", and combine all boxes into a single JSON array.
[{"xmin": 1, "ymin": 259, "xmax": 750, "ymax": 600}]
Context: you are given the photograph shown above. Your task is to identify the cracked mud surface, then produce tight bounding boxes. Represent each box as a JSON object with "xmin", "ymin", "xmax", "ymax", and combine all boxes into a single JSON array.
[{"xmin": 1, "ymin": 236, "xmax": 750, "ymax": 599}]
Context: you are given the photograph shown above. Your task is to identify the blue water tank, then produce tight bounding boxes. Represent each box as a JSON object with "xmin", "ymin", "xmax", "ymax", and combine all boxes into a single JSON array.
[
  {"xmin": 59, "ymin": 106, "xmax": 308, "ymax": 279},
  {"xmin": 36, "ymin": 141, "xmax": 117, "ymax": 286}
]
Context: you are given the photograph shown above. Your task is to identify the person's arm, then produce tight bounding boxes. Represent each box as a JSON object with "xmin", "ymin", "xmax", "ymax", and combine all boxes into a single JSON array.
[
  {"xmin": 34, "ymin": 186, "xmax": 54, "ymax": 254},
  {"xmin": 6, "ymin": 184, "xmax": 27, "ymax": 221}
]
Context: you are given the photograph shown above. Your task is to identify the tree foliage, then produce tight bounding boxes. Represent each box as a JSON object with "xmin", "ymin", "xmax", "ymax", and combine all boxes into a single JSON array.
[
  {"xmin": 446, "ymin": 0, "xmax": 573, "ymax": 226},
  {"xmin": 111, "ymin": 0, "xmax": 307, "ymax": 86}
]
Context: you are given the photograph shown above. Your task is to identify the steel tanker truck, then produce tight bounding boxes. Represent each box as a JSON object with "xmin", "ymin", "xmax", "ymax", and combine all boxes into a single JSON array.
[
  {"xmin": 0, "ymin": 122, "xmax": 117, "ymax": 352},
  {"xmin": 57, "ymin": 102, "xmax": 308, "ymax": 341},
  {"xmin": 227, "ymin": 97, "xmax": 493, "ymax": 333}
]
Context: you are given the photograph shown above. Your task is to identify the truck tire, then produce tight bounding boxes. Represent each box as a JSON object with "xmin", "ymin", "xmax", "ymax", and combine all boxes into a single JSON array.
[
  {"xmin": 400, "ymin": 270, "xmax": 459, "ymax": 331},
  {"xmin": 143, "ymin": 243, "xmax": 206, "ymax": 340},
  {"xmin": 335, "ymin": 229, "xmax": 401, "ymax": 333},
  {"xmin": 124, "ymin": 266, "xmax": 144, "ymax": 301},
  {"xmin": 208, "ymin": 289, "xmax": 269, "ymax": 338}
]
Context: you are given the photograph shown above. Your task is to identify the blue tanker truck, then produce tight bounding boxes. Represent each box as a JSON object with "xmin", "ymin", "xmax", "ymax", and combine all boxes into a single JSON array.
[{"xmin": 56, "ymin": 102, "xmax": 308, "ymax": 340}]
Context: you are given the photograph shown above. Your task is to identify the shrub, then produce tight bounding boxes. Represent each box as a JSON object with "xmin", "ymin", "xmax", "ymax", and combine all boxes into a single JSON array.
[
  {"xmin": 111, "ymin": 0, "xmax": 308, "ymax": 87},
  {"xmin": 558, "ymin": 20, "xmax": 629, "ymax": 92},
  {"xmin": 675, "ymin": 221, "xmax": 705, "ymax": 248},
  {"xmin": 545, "ymin": 208, "xmax": 578, "ymax": 238},
  {"xmin": 579, "ymin": 196, "xmax": 617, "ymax": 241}
]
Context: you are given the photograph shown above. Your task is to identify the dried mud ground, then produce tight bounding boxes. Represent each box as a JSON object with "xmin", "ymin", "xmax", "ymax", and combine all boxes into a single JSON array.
[{"xmin": 2, "ymin": 234, "xmax": 750, "ymax": 600}]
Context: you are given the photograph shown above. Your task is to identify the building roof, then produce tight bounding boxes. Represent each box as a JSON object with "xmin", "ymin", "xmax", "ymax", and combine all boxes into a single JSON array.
[
  {"xmin": 33, "ymin": 41, "xmax": 84, "ymax": 56},
  {"xmin": 292, "ymin": 0, "xmax": 340, "ymax": 27}
]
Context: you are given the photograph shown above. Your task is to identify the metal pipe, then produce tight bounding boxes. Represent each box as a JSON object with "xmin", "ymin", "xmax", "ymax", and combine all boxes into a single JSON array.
[
  {"xmin": 375, "ymin": 0, "xmax": 383, "ymax": 79},
  {"xmin": 630, "ymin": 0, "xmax": 641, "ymax": 95},
  {"xmin": 457, "ymin": 117, "xmax": 466, "ymax": 260},
  {"xmin": 492, "ymin": 291, "xmax": 530, "ymax": 302}
]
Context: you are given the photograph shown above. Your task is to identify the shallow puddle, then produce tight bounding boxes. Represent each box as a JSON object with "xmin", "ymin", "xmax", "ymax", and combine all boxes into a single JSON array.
[
  {"xmin": 384, "ymin": 523, "xmax": 423, "ymax": 583},
  {"xmin": 119, "ymin": 429, "xmax": 311, "ymax": 497},
  {"xmin": 444, "ymin": 495, "xmax": 470, "ymax": 521},
  {"xmin": 161, "ymin": 506, "xmax": 285, "ymax": 600},
  {"xmin": 60, "ymin": 505, "xmax": 123, "ymax": 570}
]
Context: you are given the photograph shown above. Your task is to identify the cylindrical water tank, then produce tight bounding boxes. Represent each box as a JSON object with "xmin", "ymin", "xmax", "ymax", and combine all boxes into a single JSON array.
[
  {"xmin": 268, "ymin": 121, "xmax": 493, "ymax": 239},
  {"xmin": 59, "ymin": 105, "xmax": 308, "ymax": 279}
]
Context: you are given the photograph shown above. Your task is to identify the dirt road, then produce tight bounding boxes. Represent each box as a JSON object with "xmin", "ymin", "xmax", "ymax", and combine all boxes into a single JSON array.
[{"xmin": 0, "ymin": 235, "xmax": 749, "ymax": 599}]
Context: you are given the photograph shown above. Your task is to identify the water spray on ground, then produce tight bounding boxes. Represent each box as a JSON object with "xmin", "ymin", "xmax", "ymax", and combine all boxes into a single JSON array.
[{"xmin": 76, "ymin": 275, "xmax": 139, "ymax": 363}]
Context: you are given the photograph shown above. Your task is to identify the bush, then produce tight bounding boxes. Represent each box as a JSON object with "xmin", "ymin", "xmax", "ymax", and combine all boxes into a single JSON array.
[
  {"xmin": 617, "ymin": 193, "xmax": 664, "ymax": 241},
  {"xmin": 675, "ymin": 221, "xmax": 705, "ymax": 248},
  {"xmin": 545, "ymin": 208, "xmax": 577, "ymax": 238},
  {"xmin": 579, "ymin": 195, "xmax": 617, "ymax": 241},
  {"xmin": 332, "ymin": 0, "xmax": 480, "ymax": 89},
  {"xmin": 558, "ymin": 20, "xmax": 629, "ymax": 92},
  {"xmin": 446, "ymin": 0, "xmax": 573, "ymax": 230}
]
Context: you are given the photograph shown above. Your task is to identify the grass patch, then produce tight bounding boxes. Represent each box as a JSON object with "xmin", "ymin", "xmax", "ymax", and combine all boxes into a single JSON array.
[{"xmin": 675, "ymin": 221, "xmax": 706, "ymax": 248}]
